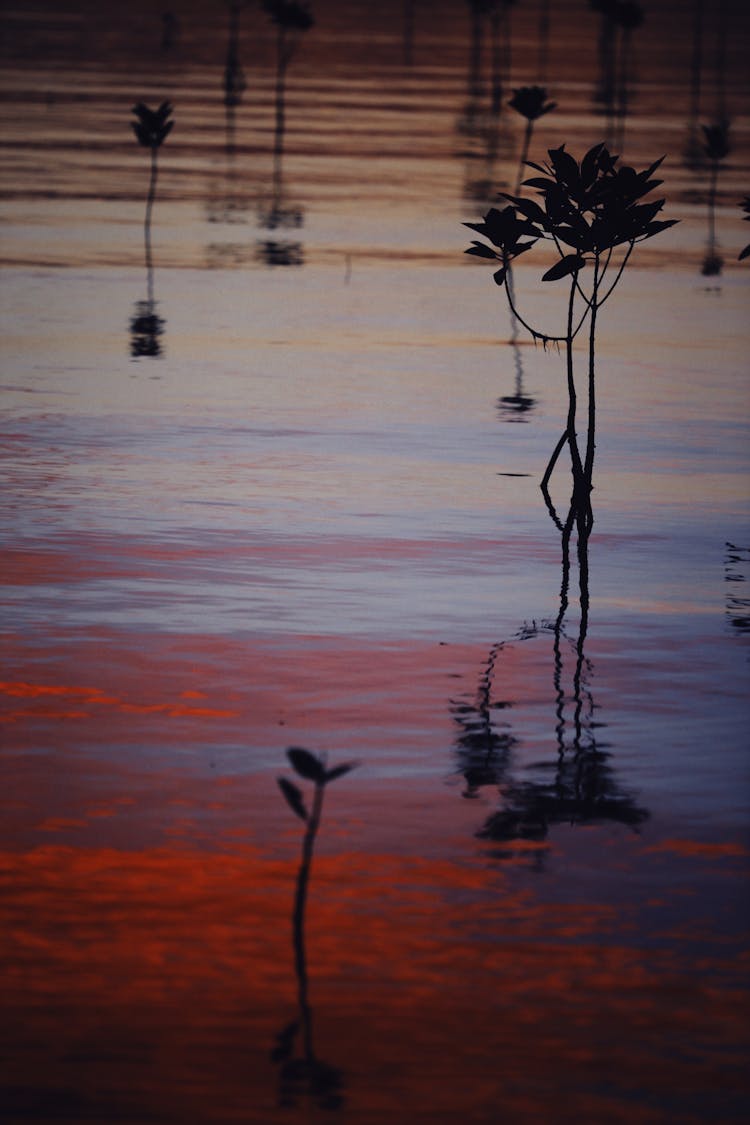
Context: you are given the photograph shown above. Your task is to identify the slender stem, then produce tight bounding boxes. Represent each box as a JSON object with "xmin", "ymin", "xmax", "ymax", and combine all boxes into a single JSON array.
[
  {"xmin": 503, "ymin": 255, "xmax": 590, "ymax": 345},
  {"xmin": 596, "ymin": 240, "xmax": 634, "ymax": 308},
  {"xmin": 293, "ymin": 782, "xmax": 324, "ymax": 1062},
  {"xmin": 564, "ymin": 275, "xmax": 585, "ymax": 494},
  {"xmin": 541, "ymin": 429, "xmax": 568, "ymax": 517},
  {"xmin": 515, "ymin": 120, "xmax": 534, "ymax": 196},
  {"xmin": 583, "ymin": 252, "xmax": 600, "ymax": 489},
  {"xmin": 144, "ymin": 147, "xmax": 158, "ymax": 305},
  {"xmin": 553, "ymin": 503, "xmax": 576, "ymax": 755},
  {"xmin": 707, "ymin": 158, "xmax": 718, "ymax": 257},
  {"xmin": 571, "ymin": 505, "xmax": 592, "ymax": 742}
]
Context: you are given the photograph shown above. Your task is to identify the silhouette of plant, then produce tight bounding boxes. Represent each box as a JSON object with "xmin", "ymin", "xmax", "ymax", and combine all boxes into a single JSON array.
[
  {"xmin": 273, "ymin": 746, "xmax": 354, "ymax": 1110},
  {"xmin": 701, "ymin": 122, "xmax": 730, "ymax": 276},
  {"xmin": 738, "ymin": 196, "xmax": 750, "ymax": 261},
  {"xmin": 130, "ymin": 102, "xmax": 173, "ymax": 358},
  {"xmin": 130, "ymin": 101, "xmax": 173, "ymax": 261},
  {"xmin": 464, "ymin": 142, "xmax": 677, "ymax": 526},
  {"xmin": 508, "ymin": 85, "xmax": 556, "ymax": 194}
]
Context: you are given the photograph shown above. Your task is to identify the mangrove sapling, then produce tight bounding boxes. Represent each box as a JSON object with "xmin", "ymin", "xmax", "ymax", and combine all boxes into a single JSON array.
[
  {"xmin": 274, "ymin": 745, "xmax": 353, "ymax": 1108},
  {"xmin": 131, "ymin": 101, "xmax": 173, "ymax": 284},
  {"xmin": 701, "ymin": 122, "xmax": 730, "ymax": 276},
  {"xmin": 464, "ymin": 142, "xmax": 677, "ymax": 526},
  {"xmin": 129, "ymin": 102, "xmax": 173, "ymax": 357},
  {"xmin": 277, "ymin": 747, "xmax": 357, "ymax": 1098}
]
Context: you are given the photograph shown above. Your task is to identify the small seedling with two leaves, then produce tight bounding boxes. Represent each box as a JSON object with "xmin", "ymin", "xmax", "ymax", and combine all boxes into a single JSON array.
[{"xmin": 278, "ymin": 747, "xmax": 356, "ymax": 827}]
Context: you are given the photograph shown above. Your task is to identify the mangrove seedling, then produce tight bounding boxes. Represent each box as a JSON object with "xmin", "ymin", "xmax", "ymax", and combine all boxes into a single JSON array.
[
  {"xmin": 701, "ymin": 121, "xmax": 730, "ymax": 276},
  {"xmin": 131, "ymin": 101, "xmax": 173, "ymax": 274},
  {"xmin": 464, "ymin": 142, "xmax": 677, "ymax": 526},
  {"xmin": 130, "ymin": 101, "xmax": 173, "ymax": 358},
  {"xmin": 277, "ymin": 747, "xmax": 356, "ymax": 984},
  {"xmin": 274, "ymin": 746, "xmax": 354, "ymax": 1109}
]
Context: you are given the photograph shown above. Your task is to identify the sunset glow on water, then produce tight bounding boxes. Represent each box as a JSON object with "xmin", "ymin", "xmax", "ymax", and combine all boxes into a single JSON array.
[{"xmin": 1, "ymin": 1, "xmax": 749, "ymax": 1121}]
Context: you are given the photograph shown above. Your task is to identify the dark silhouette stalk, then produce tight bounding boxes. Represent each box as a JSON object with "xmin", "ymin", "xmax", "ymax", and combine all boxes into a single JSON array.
[
  {"xmin": 707, "ymin": 157, "xmax": 718, "ymax": 256},
  {"xmin": 515, "ymin": 119, "xmax": 534, "ymax": 195},
  {"xmin": 583, "ymin": 254, "xmax": 601, "ymax": 505},
  {"xmin": 553, "ymin": 505, "xmax": 576, "ymax": 750},
  {"xmin": 565, "ymin": 275, "xmax": 585, "ymax": 491},
  {"xmin": 144, "ymin": 146, "xmax": 158, "ymax": 304},
  {"xmin": 292, "ymin": 780, "xmax": 323, "ymax": 1059}
]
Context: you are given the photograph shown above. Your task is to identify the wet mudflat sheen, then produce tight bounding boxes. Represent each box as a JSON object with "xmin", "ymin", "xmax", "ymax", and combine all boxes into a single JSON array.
[{"xmin": 1, "ymin": 1, "xmax": 749, "ymax": 1121}]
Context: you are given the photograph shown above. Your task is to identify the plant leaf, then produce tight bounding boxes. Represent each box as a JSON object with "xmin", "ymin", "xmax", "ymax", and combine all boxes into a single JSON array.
[
  {"xmin": 287, "ymin": 746, "xmax": 326, "ymax": 783},
  {"xmin": 739, "ymin": 243, "xmax": 750, "ymax": 261},
  {"xmin": 642, "ymin": 219, "xmax": 679, "ymax": 238},
  {"xmin": 465, "ymin": 242, "xmax": 499, "ymax": 260},
  {"xmin": 277, "ymin": 777, "xmax": 308, "ymax": 820},
  {"xmin": 542, "ymin": 254, "xmax": 586, "ymax": 281},
  {"xmin": 493, "ymin": 266, "xmax": 507, "ymax": 286},
  {"xmin": 325, "ymin": 762, "xmax": 357, "ymax": 783},
  {"xmin": 522, "ymin": 176, "xmax": 554, "ymax": 191}
]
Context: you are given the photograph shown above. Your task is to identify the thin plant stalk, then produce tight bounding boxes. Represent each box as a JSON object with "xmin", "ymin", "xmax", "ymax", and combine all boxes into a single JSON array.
[
  {"xmin": 583, "ymin": 253, "xmax": 601, "ymax": 495},
  {"xmin": 292, "ymin": 780, "xmax": 324, "ymax": 1061},
  {"xmin": 514, "ymin": 119, "xmax": 534, "ymax": 196},
  {"xmin": 707, "ymin": 157, "xmax": 719, "ymax": 259},
  {"xmin": 144, "ymin": 146, "xmax": 158, "ymax": 305}
]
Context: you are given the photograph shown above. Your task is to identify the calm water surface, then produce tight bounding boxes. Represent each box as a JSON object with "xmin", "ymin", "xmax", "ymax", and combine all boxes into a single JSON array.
[{"xmin": 1, "ymin": 1, "xmax": 749, "ymax": 1122}]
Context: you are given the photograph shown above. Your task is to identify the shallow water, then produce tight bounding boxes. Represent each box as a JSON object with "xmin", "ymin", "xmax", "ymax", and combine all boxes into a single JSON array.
[{"xmin": 1, "ymin": 2, "xmax": 750, "ymax": 1122}]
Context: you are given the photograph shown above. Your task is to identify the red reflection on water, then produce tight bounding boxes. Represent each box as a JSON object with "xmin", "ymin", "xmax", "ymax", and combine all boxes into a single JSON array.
[
  {"xmin": 1, "ymin": 842, "xmax": 748, "ymax": 1123},
  {"xmin": 645, "ymin": 837, "xmax": 749, "ymax": 859}
]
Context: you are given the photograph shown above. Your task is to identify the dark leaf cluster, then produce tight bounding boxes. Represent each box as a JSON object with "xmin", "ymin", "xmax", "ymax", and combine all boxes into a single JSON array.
[
  {"xmin": 464, "ymin": 143, "xmax": 677, "ymax": 286},
  {"xmin": 739, "ymin": 195, "xmax": 750, "ymax": 262},
  {"xmin": 508, "ymin": 85, "xmax": 556, "ymax": 123},
  {"xmin": 263, "ymin": 0, "xmax": 314, "ymax": 31},
  {"xmin": 131, "ymin": 101, "xmax": 174, "ymax": 148},
  {"xmin": 277, "ymin": 746, "xmax": 356, "ymax": 821},
  {"xmin": 464, "ymin": 205, "xmax": 540, "ymax": 286}
]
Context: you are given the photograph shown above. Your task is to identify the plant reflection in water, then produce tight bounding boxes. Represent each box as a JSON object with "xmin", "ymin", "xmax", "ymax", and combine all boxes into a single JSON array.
[
  {"xmin": 204, "ymin": 5, "xmax": 255, "ymax": 267},
  {"xmin": 452, "ymin": 504, "xmax": 649, "ymax": 863},
  {"xmin": 271, "ymin": 748, "xmax": 356, "ymax": 1111},
  {"xmin": 128, "ymin": 101, "xmax": 173, "ymax": 358},
  {"xmin": 256, "ymin": 1, "xmax": 313, "ymax": 267}
]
